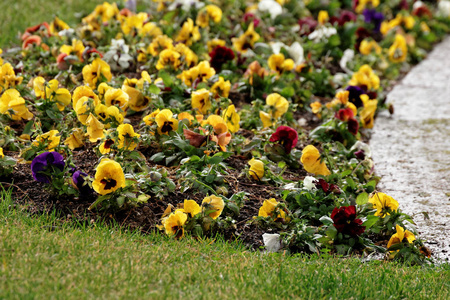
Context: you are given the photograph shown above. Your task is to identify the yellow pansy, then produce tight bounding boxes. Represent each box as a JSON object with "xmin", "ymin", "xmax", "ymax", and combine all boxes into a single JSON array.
[
  {"xmin": 232, "ymin": 22, "xmax": 260, "ymax": 53},
  {"xmin": 0, "ymin": 147, "xmax": 4, "ymax": 158},
  {"xmin": 259, "ymin": 111, "xmax": 273, "ymax": 128},
  {"xmin": 143, "ymin": 109, "xmax": 160, "ymax": 126},
  {"xmin": 122, "ymin": 84, "xmax": 150, "ymax": 112},
  {"xmin": 318, "ymin": 11, "xmax": 329, "ymax": 25},
  {"xmin": 0, "ymin": 63, "xmax": 23, "ymax": 93},
  {"xmin": 49, "ymin": 16, "xmax": 70, "ymax": 35},
  {"xmin": 147, "ymin": 35, "xmax": 173, "ymax": 57},
  {"xmin": 155, "ymin": 109, "xmax": 178, "ymax": 135},
  {"xmin": 174, "ymin": 43, "xmax": 198, "ymax": 67},
  {"xmin": 121, "ymin": 12, "xmax": 147, "ymax": 35},
  {"xmin": 92, "ymin": 158, "xmax": 125, "ymax": 195},
  {"xmin": 360, "ymin": 96, "xmax": 378, "ymax": 128},
  {"xmin": 210, "ymin": 77, "xmax": 231, "ymax": 98},
  {"xmin": 359, "ymin": 39, "xmax": 382, "ymax": 55},
  {"xmin": 355, "ymin": 0, "xmax": 380, "ymax": 14},
  {"xmin": 248, "ymin": 157, "xmax": 264, "ymax": 180},
  {"xmin": 180, "ymin": 199, "xmax": 201, "ymax": 218},
  {"xmin": 388, "ymin": 34, "xmax": 408, "ymax": 63},
  {"xmin": 301, "ymin": 145, "xmax": 331, "ymax": 176},
  {"xmin": 369, "ymin": 192, "xmax": 400, "ymax": 218},
  {"xmin": 202, "ymin": 195, "xmax": 225, "ymax": 220},
  {"xmin": 72, "ymin": 85, "xmax": 99, "ymax": 109},
  {"xmin": 60, "ymin": 39, "xmax": 85, "ymax": 61},
  {"xmin": 266, "ymin": 93, "xmax": 289, "ymax": 119},
  {"xmin": 33, "ymin": 130, "xmax": 60, "ymax": 151},
  {"xmin": 104, "ymin": 88, "xmax": 129, "ymax": 115},
  {"xmin": 99, "ymin": 138, "xmax": 115, "ymax": 154},
  {"xmin": 116, "ymin": 124, "xmax": 140, "ymax": 151},
  {"xmin": 196, "ymin": 5, "xmax": 222, "ymax": 28},
  {"xmin": 387, "ymin": 224, "xmax": 416, "ymax": 249},
  {"xmin": 268, "ymin": 53, "xmax": 295, "ymax": 75},
  {"xmin": 64, "ymin": 128, "xmax": 85, "ymax": 150},
  {"xmin": 156, "ymin": 49, "xmax": 181, "ymax": 70},
  {"xmin": 191, "ymin": 89, "xmax": 212, "ymax": 114},
  {"xmin": 349, "ymin": 64, "xmax": 379, "ymax": 90},
  {"xmin": 139, "ymin": 22, "xmax": 162, "ymax": 37},
  {"xmin": 86, "ymin": 113, "xmax": 105, "ymax": 142},
  {"xmin": 163, "ymin": 210, "xmax": 188, "ymax": 238},
  {"xmin": 82, "ymin": 58, "xmax": 112, "ymax": 87},
  {"xmin": 222, "ymin": 104, "xmax": 240, "ymax": 133},
  {"xmin": 176, "ymin": 18, "xmax": 200, "ymax": 46},
  {"xmin": 258, "ymin": 198, "xmax": 287, "ymax": 221},
  {"xmin": 0, "ymin": 89, "xmax": 33, "ymax": 121},
  {"xmin": 310, "ymin": 101, "xmax": 322, "ymax": 115},
  {"xmin": 44, "ymin": 79, "xmax": 72, "ymax": 111}
]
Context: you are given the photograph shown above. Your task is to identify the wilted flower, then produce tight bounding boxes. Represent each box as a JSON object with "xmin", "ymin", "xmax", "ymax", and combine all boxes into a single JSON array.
[
  {"xmin": 202, "ymin": 195, "xmax": 224, "ymax": 219},
  {"xmin": 369, "ymin": 192, "xmax": 399, "ymax": 217},
  {"xmin": 301, "ymin": 145, "xmax": 331, "ymax": 176},
  {"xmin": 31, "ymin": 151, "xmax": 65, "ymax": 183},
  {"xmin": 92, "ymin": 158, "xmax": 126, "ymax": 195},
  {"xmin": 86, "ymin": 114, "xmax": 105, "ymax": 142},
  {"xmin": 64, "ymin": 128, "xmax": 85, "ymax": 150},
  {"xmin": 248, "ymin": 157, "xmax": 264, "ymax": 180},
  {"xmin": 331, "ymin": 205, "xmax": 365, "ymax": 237},
  {"xmin": 269, "ymin": 126, "xmax": 298, "ymax": 154},
  {"xmin": 314, "ymin": 178, "xmax": 341, "ymax": 194}
]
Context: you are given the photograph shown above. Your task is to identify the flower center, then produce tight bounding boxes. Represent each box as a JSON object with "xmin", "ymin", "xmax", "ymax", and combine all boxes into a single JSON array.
[{"xmin": 101, "ymin": 178, "xmax": 117, "ymax": 190}]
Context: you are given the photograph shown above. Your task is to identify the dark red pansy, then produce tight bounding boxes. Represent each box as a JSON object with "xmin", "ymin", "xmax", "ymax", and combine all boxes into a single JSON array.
[
  {"xmin": 209, "ymin": 45, "xmax": 235, "ymax": 72},
  {"xmin": 269, "ymin": 126, "xmax": 298, "ymax": 154},
  {"xmin": 331, "ymin": 205, "xmax": 365, "ymax": 237}
]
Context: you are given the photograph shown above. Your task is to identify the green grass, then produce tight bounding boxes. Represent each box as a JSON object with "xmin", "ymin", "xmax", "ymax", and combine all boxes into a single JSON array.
[
  {"xmin": 0, "ymin": 0, "xmax": 106, "ymax": 47},
  {"xmin": 1, "ymin": 190, "xmax": 449, "ymax": 299}
]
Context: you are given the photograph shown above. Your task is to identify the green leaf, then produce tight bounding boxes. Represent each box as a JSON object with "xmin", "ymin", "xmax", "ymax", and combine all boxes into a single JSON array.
[
  {"xmin": 23, "ymin": 121, "xmax": 34, "ymax": 135},
  {"xmin": 356, "ymin": 192, "xmax": 369, "ymax": 205},
  {"xmin": 148, "ymin": 84, "xmax": 161, "ymax": 94},
  {"xmin": 208, "ymin": 155, "xmax": 224, "ymax": 165},
  {"xmin": 362, "ymin": 215, "xmax": 379, "ymax": 229},
  {"xmin": 158, "ymin": 70, "xmax": 173, "ymax": 87},
  {"xmin": 319, "ymin": 216, "xmax": 333, "ymax": 225},
  {"xmin": 325, "ymin": 225, "xmax": 337, "ymax": 239},
  {"xmin": 150, "ymin": 152, "xmax": 165, "ymax": 162}
]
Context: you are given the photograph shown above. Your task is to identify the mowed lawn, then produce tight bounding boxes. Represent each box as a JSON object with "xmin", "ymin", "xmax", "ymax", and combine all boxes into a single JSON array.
[
  {"xmin": 1, "ymin": 1, "xmax": 450, "ymax": 299},
  {"xmin": 1, "ymin": 191, "xmax": 450, "ymax": 299}
]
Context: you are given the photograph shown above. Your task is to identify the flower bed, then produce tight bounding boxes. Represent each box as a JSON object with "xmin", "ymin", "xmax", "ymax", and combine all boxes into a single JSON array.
[{"xmin": 1, "ymin": 0, "xmax": 449, "ymax": 264}]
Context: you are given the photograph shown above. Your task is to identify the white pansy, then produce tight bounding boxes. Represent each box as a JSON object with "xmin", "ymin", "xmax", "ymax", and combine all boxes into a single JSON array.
[
  {"xmin": 258, "ymin": 0, "xmax": 282, "ymax": 19},
  {"xmin": 288, "ymin": 42, "xmax": 304, "ymax": 66},
  {"xmin": 168, "ymin": 0, "xmax": 204, "ymax": 11},
  {"xmin": 350, "ymin": 141, "xmax": 372, "ymax": 158},
  {"xmin": 438, "ymin": 1, "xmax": 450, "ymax": 17},
  {"xmin": 271, "ymin": 42, "xmax": 286, "ymax": 54},
  {"xmin": 103, "ymin": 39, "xmax": 133, "ymax": 71},
  {"xmin": 262, "ymin": 233, "xmax": 281, "ymax": 252},
  {"xmin": 303, "ymin": 176, "xmax": 318, "ymax": 190},
  {"xmin": 339, "ymin": 49, "xmax": 354, "ymax": 74},
  {"xmin": 308, "ymin": 26, "xmax": 337, "ymax": 42}
]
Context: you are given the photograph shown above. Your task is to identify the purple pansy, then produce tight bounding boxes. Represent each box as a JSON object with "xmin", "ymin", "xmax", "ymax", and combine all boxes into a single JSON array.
[
  {"xmin": 73, "ymin": 170, "xmax": 94, "ymax": 195},
  {"xmin": 362, "ymin": 9, "xmax": 384, "ymax": 33},
  {"xmin": 31, "ymin": 152, "xmax": 65, "ymax": 183},
  {"xmin": 346, "ymin": 85, "xmax": 366, "ymax": 107}
]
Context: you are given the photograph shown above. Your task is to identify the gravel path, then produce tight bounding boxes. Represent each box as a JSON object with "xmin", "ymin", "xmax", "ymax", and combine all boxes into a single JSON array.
[{"xmin": 371, "ymin": 36, "xmax": 450, "ymax": 262}]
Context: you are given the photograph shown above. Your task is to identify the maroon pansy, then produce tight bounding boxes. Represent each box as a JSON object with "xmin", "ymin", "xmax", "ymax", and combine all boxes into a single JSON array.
[
  {"xmin": 335, "ymin": 108, "xmax": 354, "ymax": 122},
  {"xmin": 298, "ymin": 17, "xmax": 318, "ymax": 36},
  {"xmin": 347, "ymin": 118, "xmax": 359, "ymax": 136},
  {"xmin": 269, "ymin": 126, "xmax": 298, "ymax": 154},
  {"xmin": 209, "ymin": 45, "xmax": 235, "ymax": 72},
  {"xmin": 330, "ymin": 205, "xmax": 365, "ymax": 237},
  {"xmin": 315, "ymin": 178, "xmax": 341, "ymax": 194}
]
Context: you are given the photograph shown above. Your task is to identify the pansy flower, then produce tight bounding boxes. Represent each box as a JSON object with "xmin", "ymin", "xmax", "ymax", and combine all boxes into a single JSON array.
[
  {"xmin": 31, "ymin": 152, "xmax": 65, "ymax": 183},
  {"xmin": 210, "ymin": 77, "xmax": 231, "ymax": 98},
  {"xmin": 180, "ymin": 199, "xmax": 201, "ymax": 218},
  {"xmin": 266, "ymin": 93, "xmax": 289, "ymax": 119},
  {"xmin": 64, "ymin": 128, "xmax": 85, "ymax": 150},
  {"xmin": 82, "ymin": 58, "xmax": 112, "ymax": 87},
  {"xmin": 0, "ymin": 89, "xmax": 33, "ymax": 120},
  {"xmin": 117, "ymin": 124, "xmax": 140, "ymax": 150},
  {"xmin": 232, "ymin": 22, "xmax": 260, "ymax": 53},
  {"xmin": 176, "ymin": 18, "xmax": 200, "ymax": 46},
  {"xmin": 196, "ymin": 5, "xmax": 222, "ymax": 28},
  {"xmin": 33, "ymin": 130, "xmax": 61, "ymax": 151},
  {"xmin": 104, "ymin": 88, "xmax": 129, "ymax": 115},
  {"xmin": 267, "ymin": 53, "xmax": 294, "ymax": 75},
  {"xmin": 191, "ymin": 89, "xmax": 212, "ymax": 114},
  {"xmin": 301, "ymin": 145, "xmax": 331, "ymax": 176},
  {"xmin": 387, "ymin": 224, "xmax": 416, "ymax": 249},
  {"xmin": 330, "ymin": 205, "xmax": 365, "ymax": 237},
  {"xmin": 388, "ymin": 34, "xmax": 408, "ymax": 63},
  {"xmin": 156, "ymin": 49, "xmax": 181, "ymax": 70},
  {"xmin": 258, "ymin": 198, "xmax": 287, "ymax": 222},
  {"xmin": 269, "ymin": 126, "xmax": 298, "ymax": 154},
  {"xmin": 72, "ymin": 170, "xmax": 94, "ymax": 195},
  {"xmin": 248, "ymin": 157, "xmax": 264, "ymax": 180},
  {"xmin": 222, "ymin": 104, "xmax": 240, "ymax": 133},
  {"xmin": 86, "ymin": 113, "xmax": 105, "ymax": 142},
  {"xmin": 163, "ymin": 210, "xmax": 188, "ymax": 238},
  {"xmin": 147, "ymin": 35, "xmax": 173, "ymax": 57},
  {"xmin": 155, "ymin": 109, "xmax": 178, "ymax": 135},
  {"xmin": 92, "ymin": 158, "xmax": 125, "ymax": 195},
  {"xmin": 209, "ymin": 45, "xmax": 235, "ymax": 72},
  {"xmin": 368, "ymin": 192, "xmax": 399, "ymax": 217},
  {"xmin": 202, "ymin": 195, "xmax": 224, "ymax": 220}
]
